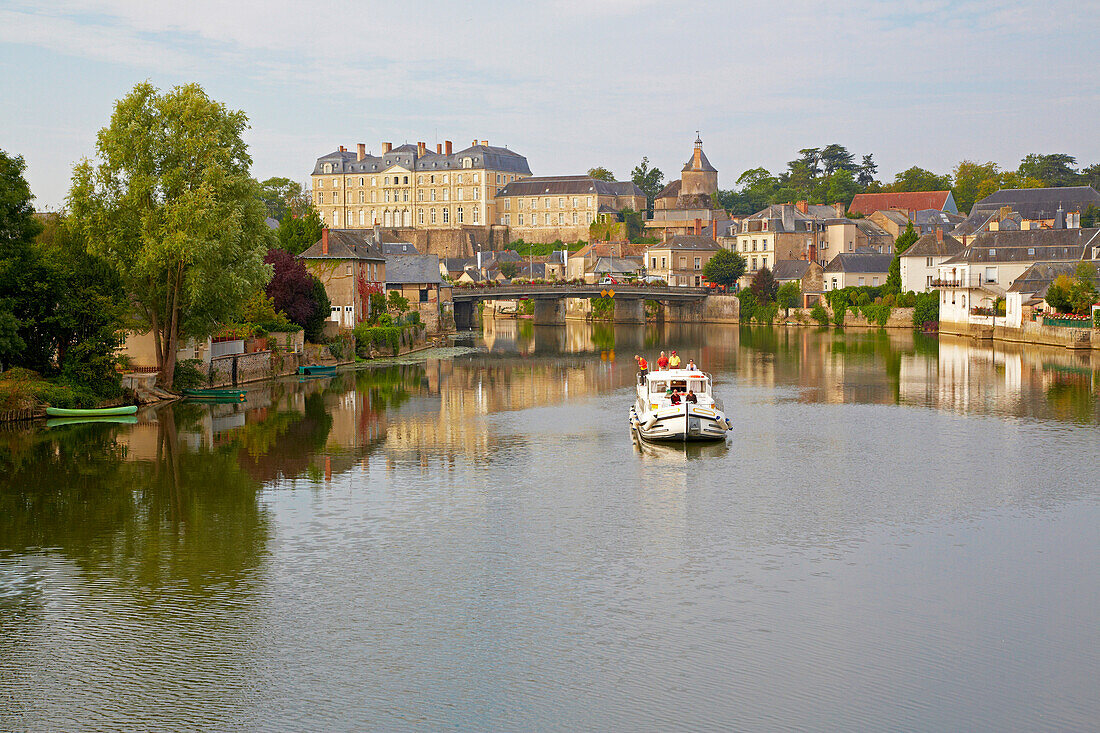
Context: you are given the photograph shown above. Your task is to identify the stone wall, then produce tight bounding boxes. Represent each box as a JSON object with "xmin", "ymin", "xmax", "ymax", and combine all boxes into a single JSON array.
[
  {"xmin": 702, "ymin": 295, "xmax": 739, "ymax": 323},
  {"xmin": 208, "ymin": 350, "xmax": 299, "ymax": 387},
  {"xmin": 991, "ymin": 321, "xmax": 1093, "ymax": 349},
  {"xmin": 391, "ymin": 226, "xmax": 511, "ymax": 258}
]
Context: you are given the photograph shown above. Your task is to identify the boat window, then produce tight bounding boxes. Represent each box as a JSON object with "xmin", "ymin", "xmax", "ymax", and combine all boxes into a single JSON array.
[
  {"xmin": 650, "ymin": 381, "xmax": 668, "ymax": 394},
  {"xmin": 690, "ymin": 379, "xmax": 707, "ymax": 393},
  {"xmin": 671, "ymin": 380, "xmax": 688, "ymax": 392}
]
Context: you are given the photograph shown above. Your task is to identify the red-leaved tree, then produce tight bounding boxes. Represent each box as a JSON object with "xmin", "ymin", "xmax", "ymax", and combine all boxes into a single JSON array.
[{"xmin": 265, "ymin": 248, "xmax": 328, "ymax": 340}]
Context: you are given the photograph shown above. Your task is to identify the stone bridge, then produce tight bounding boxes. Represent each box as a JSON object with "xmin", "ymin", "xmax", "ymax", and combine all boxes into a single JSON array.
[{"xmin": 451, "ymin": 284, "xmax": 712, "ymax": 328}]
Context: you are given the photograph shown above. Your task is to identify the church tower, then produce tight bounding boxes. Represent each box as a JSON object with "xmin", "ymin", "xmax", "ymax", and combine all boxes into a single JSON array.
[{"xmin": 679, "ymin": 132, "xmax": 718, "ymax": 199}]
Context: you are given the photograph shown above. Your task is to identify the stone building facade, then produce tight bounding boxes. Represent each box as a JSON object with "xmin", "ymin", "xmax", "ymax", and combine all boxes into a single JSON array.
[
  {"xmin": 299, "ymin": 229, "xmax": 386, "ymax": 329},
  {"xmin": 647, "ymin": 135, "xmax": 731, "ymax": 240},
  {"xmin": 494, "ymin": 175, "xmax": 647, "ymax": 244},
  {"xmin": 311, "ymin": 139, "xmax": 531, "ymax": 244}
]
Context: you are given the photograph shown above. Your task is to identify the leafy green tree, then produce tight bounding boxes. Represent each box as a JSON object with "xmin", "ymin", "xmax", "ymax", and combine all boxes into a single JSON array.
[
  {"xmin": 68, "ymin": 82, "xmax": 273, "ymax": 388},
  {"xmin": 0, "ymin": 149, "xmax": 44, "ymax": 370},
  {"xmin": 749, "ymin": 266, "xmax": 778, "ymax": 303},
  {"xmin": 702, "ymin": 249, "xmax": 746, "ymax": 288},
  {"xmin": 621, "ymin": 208, "xmax": 646, "ymax": 242},
  {"xmin": 889, "ymin": 166, "xmax": 952, "ymax": 193},
  {"xmin": 857, "ymin": 154, "xmax": 878, "ymax": 187},
  {"xmin": 885, "ymin": 221, "xmax": 920, "ymax": 292},
  {"xmin": 737, "ymin": 289, "xmax": 757, "ymax": 322},
  {"xmin": 777, "ymin": 281, "xmax": 801, "ymax": 311},
  {"xmin": 587, "ymin": 167, "xmax": 615, "ymax": 181},
  {"xmin": 1046, "ymin": 264, "xmax": 1099, "ymax": 314},
  {"xmin": 276, "ymin": 206, "xmax": 324, "ymax": 255},
  {"xmin": 258, "ymin": 177, "xmax": 306, "ymax": 220},
  {"xmin": 1017, "ymin": 153, "xmax": 1079, "ymax": 187},
  {"xmin": 499, "ymin": 261, "xmax": 518, "ymax": 279},
  {"xmin": 795, "ymin": 148, "xmax": 821, "ymax": 177},
  {"xmin": 305, "ymin": 277, "xmax": 331, "ymax": 342},
  {"xmin": 810, "ymin": 301, "xmax": 829, "ymax": 326},
  {"xmin": 912, "ymin": 291, "xmax": 939, "ymax": 329},
  {"xmin": 631, "ymin": 157, "xmax": 664, "ymax": 216},
  {"xmin": 826, "ymin": 169, "xmax": 861, "ymax": 206},
  {"xmin": 1081, "ymin": 204, "xmax": 1100, "ymax": 228},
  {"xmin": 387, "ymin": 289, "xmax": 409, "ymax": 316},
  {"xmin": 820, "ymin": 144, "xmax": 856, "ymax": 175}
]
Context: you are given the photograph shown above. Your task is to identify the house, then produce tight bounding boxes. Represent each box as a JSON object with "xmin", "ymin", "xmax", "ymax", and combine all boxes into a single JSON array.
[
  {"xmin": 772, "ymin": 259, "xmax": 825, "ymax": 305},
  {"xmin": 495, "ymin": 175, "xmax": 647, "ymax": 243},
  {"xmin": 733, "ymin": 201, "xmax": 837, "ymax": 279},
  {"xmin": 648, "ymin": 135, "xmax": 732, "ymax": 239},
  {"xmin": 645, "ymin": 235, "xmax": 721, "ymax": 287},
  {"xmin": 385, "ymin": 253, "xmax": 452, "ymax": 331},
  {"xmin": 935, "ymin": 227, "xmax": 1100, "ymax": 333},
  {"xmin": 848, "ymin": 190, "xmax": 958, "ymax": 217},
  {"xmin": 591, "ymin": 256, "xmax": 644, "ymax": 281},
  {"xmin": 566, "ymin": 241, "xmax": 647, "ymax": 281},
  {"xmin": 1004, "ymin": 261, "xmax": 1089, "ymax": 328},
  {"xmin": 900, "ymin": 229, "xmax": 965, "ymax": 292},
  {"xmin": 822, "ymin": 252, "xmax": 893, "ymax": 291},
  {"xmin": 823, "ymin": 218, "xmax": 894, "ymax": 259},
  {"xmin": 299, "ymin": 228, "xmax": 386, "ymax": 328}
]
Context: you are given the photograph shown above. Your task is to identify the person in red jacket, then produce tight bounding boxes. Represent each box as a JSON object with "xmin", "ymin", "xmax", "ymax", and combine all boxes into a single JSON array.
[
  {"xmin": 635, "ymin": 354, "xmax": 648, "ymax": 384},
  {"xmin": 656, "ymin": 351, "xmax": 669, "ymax": 370}
]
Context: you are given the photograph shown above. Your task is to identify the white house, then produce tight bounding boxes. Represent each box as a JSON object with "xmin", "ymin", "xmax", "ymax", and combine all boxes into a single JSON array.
[{"xmin": 900, "ymin": 229, "xmax": 964, "ymax": 292}]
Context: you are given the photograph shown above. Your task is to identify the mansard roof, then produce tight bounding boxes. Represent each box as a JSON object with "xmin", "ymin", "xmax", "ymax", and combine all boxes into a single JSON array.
[
  {"xmin": 497, "ymin": 175, "xmax": 644, "ymax": 198},
  {"xmin": 313, "ymin": 142, "xmax": 531, "ymax": 176}
]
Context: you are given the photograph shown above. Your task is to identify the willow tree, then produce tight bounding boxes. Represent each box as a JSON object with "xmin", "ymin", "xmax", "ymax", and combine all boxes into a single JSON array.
[{"xmin": 69, "ymin": 82, "xmax": 272, "ymax": 387}]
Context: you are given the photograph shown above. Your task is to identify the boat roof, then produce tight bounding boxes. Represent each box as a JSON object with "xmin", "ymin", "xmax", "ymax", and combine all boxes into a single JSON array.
[{"xmin": 646, "ymin": 369, "xmax": 709, "ymax": 380}]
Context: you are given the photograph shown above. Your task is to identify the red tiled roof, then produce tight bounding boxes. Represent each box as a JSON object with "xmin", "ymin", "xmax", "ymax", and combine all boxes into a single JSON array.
[{"xmin": 848, "ymin": 191, "xmax": 951, "ymax": 216}]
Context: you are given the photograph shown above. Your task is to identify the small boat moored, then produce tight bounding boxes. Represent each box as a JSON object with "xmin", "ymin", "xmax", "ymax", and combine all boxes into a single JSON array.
[
  {"xmin": 629, "ymin": 369, "xmax": 731, "ymax": 442},
  {"xmin": 298, "ymin": 365, "xmax": 337, "ymax": 376},
  {"xmin": 45, "ymin": 405, "xmax": 138, "ymax": 418}
]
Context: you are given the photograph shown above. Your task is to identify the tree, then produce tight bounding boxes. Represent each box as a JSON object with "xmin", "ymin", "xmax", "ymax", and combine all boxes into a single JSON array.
[
  {"xmin": 1081, "ymin": 204, "xmax": 1100, "ymax": 228},
  {"xmin": 587, "ymin": 167, "xmax": 615, "ymax": 181},
  {"xmin": 275, "ymin": 206, "xmax": 323, "ymax": 255},
  {"xmin": 620, "ymin": 208, "xmax": 646, "ymax": 242},
  {"xmin": 885, "ymin": 221, "xmax": 919, "ymax": 292},
  {"xmin": 796, "ymin": 148, "xmax": 821, "ymax": 177},
  {"xmin": 820, "ymin": 144, "xmax": 856, "ymax": 175},
  {"xmin": 387, "ymin": 289, "xmax": 409, "ymax": 316},
  {"xmin": 857, "ymin": 154, "xmax": 878, "ymax": 188},
  {"xmin": 952, "ymin": 160, "xmax": 1002, "ymax": 213},
  {"xmin": 265, "ymin": 248, "xmax": 324, "ymax": 332},
  {"xmin": 258, "ymin": 177, "xmax": 306, "ymax": 221},
  {"xmin": 889, "ymin": 166, "xmax": 952, "ymax": 193},
  {"xmin": 1017, "ymin": 153, "xmax": 1079, "ymax": 187},
  {"xmin": 499, "ymin": 261, "xmax": 518, "ymax": 279},
  {"xmin": 749, "ymin": 266, "xmax": 778, "ymax": 303},
  {"xmin": 1046, "ymin": 264, "xmax": 1099, "ymax": 315},
  {"xmin": 701, "ymin": 249, "xmax": 746, "ymax": 288},
  {"xmin": 826, "ymin": 169, "xmax": 860, "ymax": 206},
  {"xmin": 0, "ymin": 149, "xmax": 45, "ymax": 370},
  {"xmin": 777, "ymin": 281, "xmax": 801, "ymax": 311},
  {"xmin": 305, "ymin": 277, "xmax": 331, "ymax": 342},
  {"xmin": 68, "ymin": 82, "xmax": 273, "ymax": 388},
  {"xmin": 631, "ymin": 157, "xmax": 664, "ymax": 216}
]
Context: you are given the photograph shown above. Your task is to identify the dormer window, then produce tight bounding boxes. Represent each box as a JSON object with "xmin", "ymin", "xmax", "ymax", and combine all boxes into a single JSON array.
[{"xmin": 462, "ymin": 157, "xmax": 472, "ymax": 169}]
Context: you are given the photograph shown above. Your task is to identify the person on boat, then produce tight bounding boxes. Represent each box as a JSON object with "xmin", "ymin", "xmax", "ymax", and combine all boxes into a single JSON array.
[
  {"xmin": 657, "ymin": 351, "xmax": 669, "ymax": 370},
  {"xmin": 686, "ymin": 359, "xmax": 698, "ymax": 371},
  {"xmin": 669, "ymin": 350, "xmax": 681, "ymax": 368},
  {"xmin": 669, "ymin": 389, "xmax": 681, "ymax": 405},
  {"xmin": 685, "ymin": 390, "xmax": 698, "ymax": 404},
  {"xmin": 635, "ymin": 355, "xmax": 648, "ymax": 383}
]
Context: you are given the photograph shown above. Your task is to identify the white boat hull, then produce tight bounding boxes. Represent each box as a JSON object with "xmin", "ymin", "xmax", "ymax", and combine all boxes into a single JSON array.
[{"xmin": 630, "ymin": 403, "xmax": 730, "ymax": 442}]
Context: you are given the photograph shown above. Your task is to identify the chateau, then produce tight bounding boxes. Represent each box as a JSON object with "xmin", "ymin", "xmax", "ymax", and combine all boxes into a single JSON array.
[
  {"xmin": 494, "ymin": 175, "xmax": 647, "ymax": 244},
  {"xmin": 311, "ymin": 139, "xmax": 531, "ymax": 237}
]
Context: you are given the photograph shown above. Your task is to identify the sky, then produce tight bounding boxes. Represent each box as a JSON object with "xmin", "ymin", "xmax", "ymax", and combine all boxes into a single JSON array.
[{"xmin": 3, "ymin": 0, "xmax": 1099, "ymax": 209}]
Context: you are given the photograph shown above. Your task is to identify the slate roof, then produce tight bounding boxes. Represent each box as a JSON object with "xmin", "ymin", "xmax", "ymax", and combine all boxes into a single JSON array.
[
  {"xmin": 854, "ymin": 219, "xmax": 890, "ymax": 237},
  {"xmin": 902, "ymin": 232, "xmax": 965, "ymax": 258},
  {"xmin": 848, "ymin": 191, "xmax": 954, "ymax": 217},
  {"xmin": 385, "ymin": 254, "xmax": 442, "ymax": 285},
  {"xmin": 300, "ymin": 229, "xmax": 384, "ymax": 261},
  {"xmin": 382, "ymin": 241, "xmax": 419, "ymax": 255},
  {"xmin": 744, "ymin": 203, "xmax": 832, "ymax": 232},
  {"xmin": 313, "ymin": 142, "xmax": 532, "ymax": 176},
  {"xmin": 650, "ymin": 235, "xmax": 722, "ymax": 252},
  {"xmin": 591, "ymin": 256, "xmax": 644, "ymax": 274},
  {"xmin": 771, "ymin": 259, "xmax": 812, "ymax": 281},
  {"xmin": 940, "ymin": 227, "xmax": 1100, "ymax": 264},
  {"xmin": 443, "ymin": 257, "xmax": 474, "ymax": 274},
  {"xmin": 823, "ymin": 253, "xmax": 893, "ymax": 273},
  {"xmin": 682, "ymin": 148, "xmax": 717, "ymax": 173},
  {"xmin": 952, "ymin": 208, "xmax": 1000, "ymax": 237},
  {"xmin": 497, "ymin": 175, "xmax": 644, "ymax": 198},
  {"xmin": 974, "ymin": 186, "xmax": 1100, "ymax": 218},
  {"xmin": 874, "ymin": 210, "xmax": 910, "ymax": 227},
  {"xmin": 913, "ymin": 209, "xmax": 964, "ymax": 232},
  {"xmin": 655, "ymin": 179, "xmax": 682, "ymax": 200},
  {"xmin": 1007, "ymin": 261, "xmax": 1089, "ymax": 296}
]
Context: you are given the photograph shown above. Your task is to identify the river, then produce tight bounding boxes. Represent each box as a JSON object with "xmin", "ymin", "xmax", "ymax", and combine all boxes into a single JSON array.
[{"xmin": 2, "ymin": 322, "xmax": 1098, "ymax": 731}]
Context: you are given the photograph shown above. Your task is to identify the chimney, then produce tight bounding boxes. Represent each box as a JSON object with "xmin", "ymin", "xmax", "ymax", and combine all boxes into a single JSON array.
[
  {"xmin": 472, "ymin": 140, "xmax": 478, "ymax": 148},
  {"xmin": 436, "ymin": 143, "xmax": 442, "ymax": 154},
  {"xmin": 1055, "ymin": 205, "xmax": 1066, "ymax": 230},
  {"xmin": 796, "ymin": 200, "xmax": 808, "ymax": 214},
  {"xmin": 834, "ymin": 202, "xmax": 845, "ymax": 217},
  {"xmin": 693, "ymin": 147, "xmax": 702, "ymax": 169},
  {"xmin": 382, "ymin": 142, "xmax": 392, "ymax": 154},
  {"xmin": 357, "ymin": 143, "xmax": 365, "ymax": 161},
  {"xmin": 808, "ymin": 243, "xmax": 817, "ymax": 263},
  {"xmin": 712, "ymin": 221, "xmax": 717, "ymax": 240},
  {"xmin": 417, "ymin": 141, "xmax": 426, "ymax": 156},
  {"xmin": 339, "ymin": 146, "xmax": 346, "ymax": 152},
  {"xmin": 445, "ymin": 140, "xmax": 453, "ymax": 155},
  {"xmin": 694, "ymin": 218, "xmax": 702, "ymax": 236},
  {"xmin": 481, "ymin": 140, "xmax": 488, "ymax": 147},
  {"xmin": 321, "ymin": 228, "xmax": 329, "ymax": 255},
  {"xmin": 935, "ymin": 227, "xmax": 943, "ymax": 243}
]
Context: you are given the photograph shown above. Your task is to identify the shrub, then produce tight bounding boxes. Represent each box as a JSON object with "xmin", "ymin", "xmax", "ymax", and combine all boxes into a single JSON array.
[
  {"xmin": 832, "ymin": 304, "xmax": 847, "ymax": 327},
  {"xmin": 738, "ymin": 289, "xmax": 758, "ymax": 323},
  {"xmin": 353, "ymin": 323, "xmax": 401, "ymax": 355},
  {"xmin": 861, "ymin": 303, "xmax": 892, "ymax": 327},
  {"xmin": 810, "ymin": 301, "xmax": 829, "ymax": 326},
  {"xmin": 913, "ymin": 290, "xmax": 939, "ymax": 329},
  {"xmin": 171, "ymin": 358, "xmax": 206, "ymax": 391},
  {"xmin": 754, "ymin": 302, "xmax": 779, "ymax": 325}
]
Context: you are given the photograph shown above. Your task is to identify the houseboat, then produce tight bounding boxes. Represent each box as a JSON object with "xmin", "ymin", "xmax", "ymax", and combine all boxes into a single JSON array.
[{"xmin": 629, "ymin": 369, "xmax": 731, "ymax": 442}]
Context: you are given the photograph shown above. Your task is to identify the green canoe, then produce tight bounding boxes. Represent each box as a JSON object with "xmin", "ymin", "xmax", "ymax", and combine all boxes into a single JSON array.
[
  {"xmin": 298, "ymin": 365, "xmax": 337, "ymax": 376},
  {"xmin": 45, "ymin": 405, "xmax": 138, "ymax": 418},
  {"xmin": 183, "ymin": 388, "xmax": 246, "ymax": 399}
]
